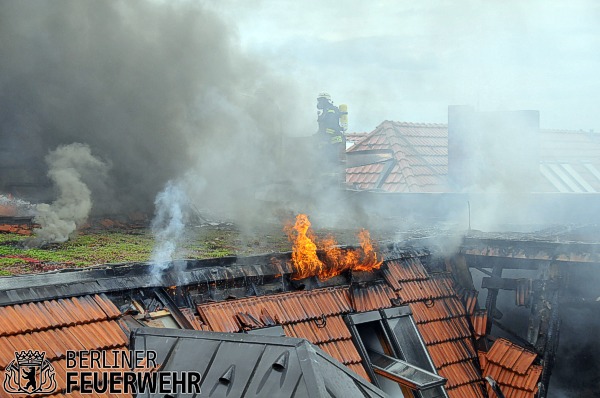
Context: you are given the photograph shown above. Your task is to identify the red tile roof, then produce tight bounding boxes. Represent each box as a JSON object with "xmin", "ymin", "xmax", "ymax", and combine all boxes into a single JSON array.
[
  {"xmin": 350, "ymin": 282, "xmax": 396, "ymax": 312},
  {"xmin": 346, "ymin": 132, "xmax": 369, "ymax": 145},
  {"xmin": 471, "ymin": 309, "xmax": 488, "ymax": 338},
  {"xmin": 0, "ymin": 294, "xmax": 128, "ymax": 397},
  {"xmin": 346, "ymin": 121, "xmax": 448, "ymax": 192},
  {"xmin": 197, "ymin": 257, "xmax": 488, "ymax": 397},
  {"xmin": 481, "ymin": 338, "xmax": 542, "ymax": 398},
  {"xmin": 197, "ymin": 286, "xmax": 370, "ymax": 381}
]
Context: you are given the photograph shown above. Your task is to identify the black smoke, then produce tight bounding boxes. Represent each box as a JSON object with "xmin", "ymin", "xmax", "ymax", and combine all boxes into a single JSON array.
[{"xmin": 0, "ymin": 0, "xmax": 301, "ymax": 217}]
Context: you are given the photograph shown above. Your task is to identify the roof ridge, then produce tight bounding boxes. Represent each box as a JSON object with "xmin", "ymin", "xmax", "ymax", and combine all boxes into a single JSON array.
[{"xmin": 383, "ymin": 120, "xmax": 448, "ymax": 128}]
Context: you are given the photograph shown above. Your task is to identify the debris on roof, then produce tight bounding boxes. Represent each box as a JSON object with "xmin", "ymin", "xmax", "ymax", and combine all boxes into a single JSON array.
[
  {"xmin": 481, "ymin": 338, "xmax": 542, "ymax": 398},
  {"xmin": 0, "ymin": 217, "xmax": 35, "ymax": 235},
  {"xmin": 0, "ymin": 233, "xmax": 557, "ymax": 397}
]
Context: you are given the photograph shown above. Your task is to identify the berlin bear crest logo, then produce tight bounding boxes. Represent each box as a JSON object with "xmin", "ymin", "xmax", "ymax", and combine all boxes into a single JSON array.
[{"xmin": 4, "ymin": 350, "xmax": 57, "ymax": 394}]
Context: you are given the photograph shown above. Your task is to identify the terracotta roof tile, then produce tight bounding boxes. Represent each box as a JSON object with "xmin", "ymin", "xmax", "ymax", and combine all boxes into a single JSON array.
[
  {"xmin": 471, "ymin": 310, "xmax": 488, "ymax": 338},
  {"xmin": 438, "ymin": 359, "xmax": 483, "ymax": 388},
  {"xmin": 484, "ymin": 362, "xmax": 542, "ymax": 393},
  {"xmin": 486, "ymin": 338, "xmax": 536, "ymax": 374},
  {"xmin": 346, "ymin": 121, "xmax": 448, "ymax": 192},
  {"xmin": 457, "ymin": 288, "xmax": 479, "ymax": 316},
  {"xmin": 394, "ymin": 278, "xmax": 455, "ymax": 303},
  {"xmin": 197, "ymin": 257, "xmax": 490, "ymax": 397},
  {"xmin": 0, "ymin": 336, "xmax": 16, "ymax": 366},
  {"xmin": 0, "ymin": 293, "xmax": 126, "ymax": 386},
  {"xmin": 480, "ymin": 338, "xmax": 542, "ymax": 397},
  {"xmin": 91, "ymin": 294, "xmax": 121, "ymax": 318},
  {"xmin": 427, "ymin": 338, "xmax": 477, "ymax": 368},
  {"xmin": 198, "ymin": 287, "xmax": 358, "ymax": 368},
  {"xmin": 318, "ymin": 339, "xmax": 362, "ymax": 364},
  {"xmin": 383, "ymin": 258, "xmax": 428, "ymax": 287},
  {"xmin": 417, "ymin": 318, "xmax": 472, "ymax": 345},
  {"xmin": 478, "ymin": 351, "xmax": 487, "ymax": 370},
  {"xmin": 351, "ymin": 283, "xmax": 396, "ymax": 312},
  {"xmin": 349, "ymin": 123, "xmax": 600, "ymax": 193},
  {"xmin": 198, "ymin": 286, "xmax": 352, "ymax": 331},
  {"xmin": 410, "ymin": 296, "xmax": 466, "ymax": 324},
  {"xmin": 347, "ymin": 363, "xmax": 371, "ymax": 382},
  {"xmin": 446, "ymin": 382, "xmax": 486, "ymax": 398},
  {"xmin": 378, "ymin": 258, "xmax": 486, "ymax": 397},
  {"xmin": 283, "ymin": 316, "xmax": 351, "ymax": 344}
]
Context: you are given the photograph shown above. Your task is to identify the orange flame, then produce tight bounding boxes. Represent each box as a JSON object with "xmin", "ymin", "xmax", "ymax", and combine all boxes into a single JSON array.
[
  {"xmin": 353, "ymin": 229, "xmax": 383, "ymax": 272},
  {"xmin": 285, "ymin": 214, "xmax": 383, "ymax": 280},
  {"xmin": 284, "ymin": 214, "xmax": 323, "ymax": 279}
]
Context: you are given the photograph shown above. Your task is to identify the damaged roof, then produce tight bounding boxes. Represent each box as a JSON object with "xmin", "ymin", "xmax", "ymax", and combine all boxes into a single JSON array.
[
  {"xmin": 195, "ymin": 255, "xmax": 489, "ymax": 398},
  {"xmin": 0, "ymin": 247, "xmax": 545, "ymax": 398},
  {"xmin": 480, "ymin": 338, "xmax": 542, "ymax": 398}
]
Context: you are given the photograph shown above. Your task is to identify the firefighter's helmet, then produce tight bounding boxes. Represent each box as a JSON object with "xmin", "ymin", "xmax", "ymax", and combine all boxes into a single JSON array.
[{"xmin": 317, "ymin": 92, "xmax": 331, "ymax": 101}]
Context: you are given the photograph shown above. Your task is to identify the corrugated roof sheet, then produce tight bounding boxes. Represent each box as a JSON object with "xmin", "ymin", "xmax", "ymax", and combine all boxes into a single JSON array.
[
  {"xmin": 481, "ymin": 338, "xmax": 542, "ymax": 398},
  {"xmin": 0, "ymin": 294, "xmax": 128, "ymax": 397}
]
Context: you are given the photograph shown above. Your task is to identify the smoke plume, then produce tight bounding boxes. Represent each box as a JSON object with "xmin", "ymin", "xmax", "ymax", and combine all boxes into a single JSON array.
[
  {"xmin": 28, "ymin": 143, "xmax": 108, "ymax": 246},
  {"xmin": 150, "ymin": 181, "xmax": 187, "ymax": 279},
  {"xmin": 0, "ymin": 0, "xmax": 305, "ymax": 221}
]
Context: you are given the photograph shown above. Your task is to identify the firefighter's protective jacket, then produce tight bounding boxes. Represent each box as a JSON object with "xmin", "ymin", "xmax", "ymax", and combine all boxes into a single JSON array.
[{"xmin": 317, "ymin": 105, "xmax": 343, "ymax": 144}]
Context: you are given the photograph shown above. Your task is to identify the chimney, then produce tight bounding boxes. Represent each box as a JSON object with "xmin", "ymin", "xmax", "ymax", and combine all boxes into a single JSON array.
[{"xmin": 448, "ymin": 105, "xmax": 540, "ymax": 192}]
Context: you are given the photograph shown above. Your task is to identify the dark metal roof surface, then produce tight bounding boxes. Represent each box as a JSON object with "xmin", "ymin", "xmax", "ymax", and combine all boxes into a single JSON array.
[{"xmin": 131, "ymin": 327, "xmax": 389, "ymax": 398}]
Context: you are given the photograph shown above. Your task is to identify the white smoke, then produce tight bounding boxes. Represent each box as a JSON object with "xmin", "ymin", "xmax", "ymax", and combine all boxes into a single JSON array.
[
  {"xmin": 28, "ymin": 143, "xmax": 108, "ymax": 247},
  {"xmin": 150, "ymin": 181, "xmax": 188, "ymax": 279}
]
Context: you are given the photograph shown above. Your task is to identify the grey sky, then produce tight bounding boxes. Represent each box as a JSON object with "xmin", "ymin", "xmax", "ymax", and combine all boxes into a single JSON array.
[{"xmin": 208, "ymin": 0, "xmax": 600, "ymax": 133}]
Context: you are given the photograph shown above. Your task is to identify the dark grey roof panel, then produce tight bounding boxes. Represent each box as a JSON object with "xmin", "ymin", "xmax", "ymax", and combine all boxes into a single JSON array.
[{"xmin": 131, "ymin": 328, "xmax": 389, "ymax": 398}]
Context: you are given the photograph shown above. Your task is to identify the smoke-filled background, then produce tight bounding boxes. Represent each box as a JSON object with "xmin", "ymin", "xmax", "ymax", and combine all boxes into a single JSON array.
[
  {"xmin": 1, "ymin": 0, "xmax": 599, "ymax": 227},
  {"xmin": 1, "ymin": 2, "xmax": 599, "ymax": 396},
  {"xmin": 211, "ymin": 0, "xmax": 600, "ymax": 132},
  {"xmin": 0, "ymin": 0, "xmax": 310, "ymax": 222}
]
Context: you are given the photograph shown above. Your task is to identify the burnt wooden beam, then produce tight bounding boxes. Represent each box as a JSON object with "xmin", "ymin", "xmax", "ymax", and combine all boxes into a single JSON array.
[
  {"xmin": 481, "ymin": 277, "xmax": 535, "ymax": 291},
  {"xmin": 461, "ymin": 238, "xmax": 600, "ymax": 265},
  {"xmin": 484, "ymin": 264, "xmax": 504, "ymax": 334},
  {"xmin": 464, "ymin": 254, "xmax": 542, "ymax": 270}
]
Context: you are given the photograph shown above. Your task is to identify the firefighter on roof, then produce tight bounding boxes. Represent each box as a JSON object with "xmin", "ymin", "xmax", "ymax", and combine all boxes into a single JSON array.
[
  {"xmin": 316, "ymin": 92, "xmax": 344, "ymax": 143},
  {"xmin": 316, "ymin": 93, "xmax": 348, "ymax": 176}
]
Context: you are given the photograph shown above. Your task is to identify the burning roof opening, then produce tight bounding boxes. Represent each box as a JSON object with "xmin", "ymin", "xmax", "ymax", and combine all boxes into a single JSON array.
[{"xmin": 285, "ymin": 213, "xmax": 382, "ymax": 280}]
